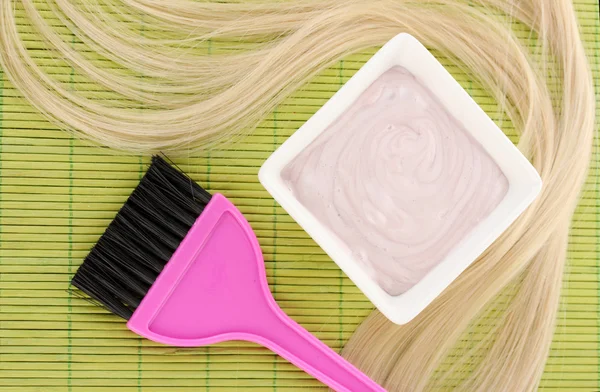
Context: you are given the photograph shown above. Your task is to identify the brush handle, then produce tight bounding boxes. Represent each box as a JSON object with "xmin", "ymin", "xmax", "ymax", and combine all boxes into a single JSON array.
[
  {"xmin": 127, "ymin": 193, "xmax": 385, "ymax": 391},
  {"xmin": 255, "ymin": 305, "xmax": 386, "ymax": 392}
]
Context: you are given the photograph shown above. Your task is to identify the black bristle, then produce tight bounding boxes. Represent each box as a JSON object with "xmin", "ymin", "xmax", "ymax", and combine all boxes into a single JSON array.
[{"xmin": 70, "ymin": 156, "xmax": 212, "ymax": 320}]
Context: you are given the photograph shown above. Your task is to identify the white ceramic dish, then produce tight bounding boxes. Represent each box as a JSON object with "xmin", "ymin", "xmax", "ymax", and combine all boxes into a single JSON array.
[{"xmin": 258, "ymin": 33, "xmax": 542, "ymax": 324}]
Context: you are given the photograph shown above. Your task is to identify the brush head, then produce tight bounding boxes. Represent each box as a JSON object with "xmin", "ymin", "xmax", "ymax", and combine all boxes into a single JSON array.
[{"xmin": 71, "ymin": 156, "xmax": 212, "ymax": 320}]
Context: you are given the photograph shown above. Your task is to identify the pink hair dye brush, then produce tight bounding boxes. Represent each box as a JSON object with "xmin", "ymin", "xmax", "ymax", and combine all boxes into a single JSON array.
[{"xmin": 70, "ymin": 156, "xmax": 385, "ymax": 392}]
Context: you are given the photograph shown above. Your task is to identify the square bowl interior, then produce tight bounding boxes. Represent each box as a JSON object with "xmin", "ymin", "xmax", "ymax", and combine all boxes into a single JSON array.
[{"xmin": 259, "ymin": 33, "xmax": 541, "ymax": 324}]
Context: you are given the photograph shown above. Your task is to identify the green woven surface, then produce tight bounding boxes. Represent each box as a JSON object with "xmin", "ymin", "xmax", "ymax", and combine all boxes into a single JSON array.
[{"xmin": 0, "ymin": 1, "xmax": 599, "ymax": 391}]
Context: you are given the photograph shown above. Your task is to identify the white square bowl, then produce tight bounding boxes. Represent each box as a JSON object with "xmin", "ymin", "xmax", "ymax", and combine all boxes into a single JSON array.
[{"xmin": 258, "ymin": 33, "xmax": 542, "ymax": 325}]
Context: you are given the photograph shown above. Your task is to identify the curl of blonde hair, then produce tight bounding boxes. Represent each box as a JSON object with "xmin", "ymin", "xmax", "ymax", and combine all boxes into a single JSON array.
[{"xmin": 0, "ymin": 0, "xmax": 595, "ymax": 391}]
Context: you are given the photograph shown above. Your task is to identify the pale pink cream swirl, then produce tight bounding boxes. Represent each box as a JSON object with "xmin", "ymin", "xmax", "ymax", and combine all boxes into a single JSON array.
[{"xmin": 282, "ymin": 66, "xmax": 509, "ymax": 295}]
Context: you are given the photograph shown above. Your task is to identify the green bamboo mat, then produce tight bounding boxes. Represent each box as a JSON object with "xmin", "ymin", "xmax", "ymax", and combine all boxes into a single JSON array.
[{"xmin": 0, "ymin": 1, "xmax": 598, "ymax": 391}]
